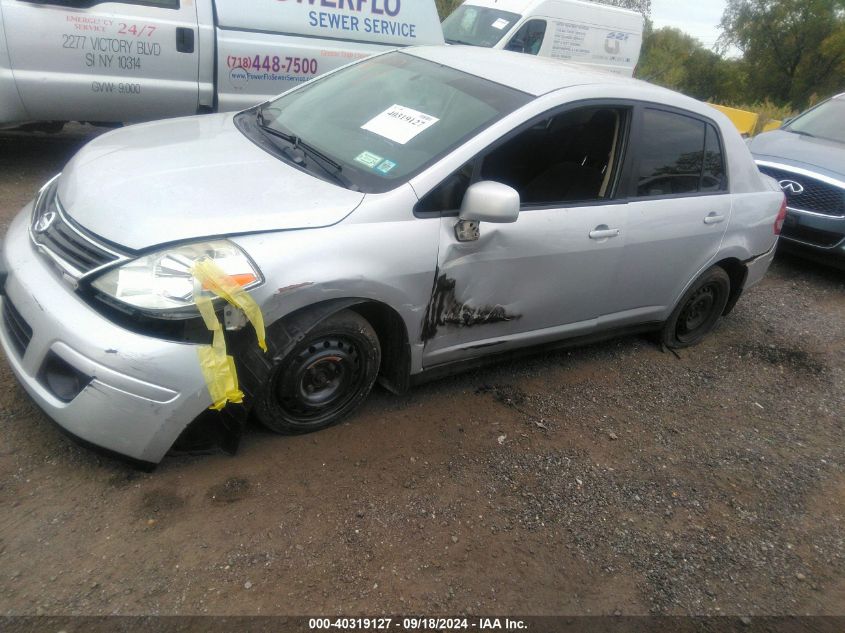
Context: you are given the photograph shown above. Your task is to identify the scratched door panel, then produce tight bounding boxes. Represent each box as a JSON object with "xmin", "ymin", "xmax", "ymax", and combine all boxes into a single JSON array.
[
  {"xmin": 422, "ymin": 202, "xmax": 629, "ymax": 367},
  {"xmin": 1, "ymin": 0, "xmax": 199, "ymax": 122}
]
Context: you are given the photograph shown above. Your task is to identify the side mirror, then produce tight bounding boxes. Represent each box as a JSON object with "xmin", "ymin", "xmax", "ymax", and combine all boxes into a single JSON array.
[{"xmin": 459, "ymin": 181, "xmax": 521, "ymax": 224}]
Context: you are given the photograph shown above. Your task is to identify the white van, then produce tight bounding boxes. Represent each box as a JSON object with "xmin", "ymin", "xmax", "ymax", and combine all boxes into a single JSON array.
[
  {"xmin": 441, "ymin": 0, "xmax": 643, "ymax": 77},
  {"xmin": 0, "ymin": 0, "xmax": 444, "ymax": 126}
]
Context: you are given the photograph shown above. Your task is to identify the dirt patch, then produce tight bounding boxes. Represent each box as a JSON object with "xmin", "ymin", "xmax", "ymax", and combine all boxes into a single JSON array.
[
  {"xmin": 734, "ymin": 343, "xmax": 827, "ymax": 374},
  {"xmin": 207, "ymin": 478, "xmax": 252, "ymax": 504},
  {"xmin": 137, "ymin": 489, "xmax": 187, "ymax": 516}
]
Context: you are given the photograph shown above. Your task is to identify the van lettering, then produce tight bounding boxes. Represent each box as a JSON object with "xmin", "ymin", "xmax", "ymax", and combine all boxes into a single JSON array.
[
  {"xmin": 280, "ymin": 0, "xmax": 401, "ymax": 16},
  {"xmin": 62, "ymin": 34, "xmax": 87, "ymax": 50},
  {"xmin": 364, "ymin": 18, "xmax": 414, "ymax": 37},
  {"xmin": 312, "ymin": 11, "xmax": 361, "ymax": 32},
  {"xmin": 136, "ymin": 41, "xmax": 161, "ymax": 56},
  {"xmin": 89, "ymin": 37, "xmax": 131, "ymax": 54},
  {"xmin": 91, "ymin": 81, "xmax": 114, "ymax": 93}
]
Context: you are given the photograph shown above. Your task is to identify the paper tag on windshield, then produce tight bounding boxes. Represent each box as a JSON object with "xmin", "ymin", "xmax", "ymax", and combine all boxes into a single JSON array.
[
  {"xmin": 361, "ymin": 105, "xmax": 440, "ymax": 145},
  {"xmin": 491, "ymin": 18, "xmax": 510, "ymax": 30}
]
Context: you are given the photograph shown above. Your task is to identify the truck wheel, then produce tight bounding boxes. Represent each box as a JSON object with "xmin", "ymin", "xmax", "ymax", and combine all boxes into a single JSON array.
[
  {"xmin": 661, "ymin": 266, "xmax": 731, "ymax": 349},
  {"xmin": 254, "ymin": 310, "xmax": 381, "ymax": 435}
]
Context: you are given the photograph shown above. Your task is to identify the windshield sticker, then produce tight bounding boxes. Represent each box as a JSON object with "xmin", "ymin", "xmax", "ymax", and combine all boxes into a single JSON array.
[
  {"xmin": 354, "ymin": 151, "xmax": 384, "ymax": 168},
  {"xmin": 361, "ymin": 104, "xmax": 440, "ymax": 145},
  {"xmin": 376, "ymin": 160, "xmax": 397, "ymax": 175},
  {"xmin": 491, "ymin": 18, "xmax": 511, "ymax": 30}
]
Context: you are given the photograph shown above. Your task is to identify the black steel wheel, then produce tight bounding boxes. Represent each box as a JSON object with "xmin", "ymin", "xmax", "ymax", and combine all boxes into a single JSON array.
[
  {"xmin": 254, "ymin": 310, "xmax": 381, "ymax": 434},
  {"xmin": 661, "ymin": 266, "xmax": 731, "ymax": 349}
]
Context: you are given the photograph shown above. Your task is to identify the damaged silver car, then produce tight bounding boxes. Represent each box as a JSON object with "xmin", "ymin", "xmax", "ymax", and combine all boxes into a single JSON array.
[{"xmin": 0, "ymin": 47, "xmax": 786, "ymax": 467}]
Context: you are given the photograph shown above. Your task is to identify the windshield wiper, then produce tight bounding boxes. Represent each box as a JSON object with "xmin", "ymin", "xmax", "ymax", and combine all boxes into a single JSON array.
[
  {"xmin": 255, "ymin": 109, "xmax": 355, "ymax": 189},
  {"xmin": 445, "ymin": 38, "xmax": 475, "ymax": 45}
]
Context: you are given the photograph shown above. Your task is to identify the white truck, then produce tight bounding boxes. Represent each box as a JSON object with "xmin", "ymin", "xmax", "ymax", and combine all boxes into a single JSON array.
[
  {"xmin": 0, "ymin": 0, "xmax": 444, "ymax": 127},
  {"xmin": 442, "ymin": 0, "xmax": 643, "ymax": 77}
]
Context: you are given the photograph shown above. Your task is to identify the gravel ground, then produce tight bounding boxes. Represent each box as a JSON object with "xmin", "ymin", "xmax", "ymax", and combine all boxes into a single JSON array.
[{"xmin": 0, "ymin": 128, "xmax": 843, "ymax": 617}]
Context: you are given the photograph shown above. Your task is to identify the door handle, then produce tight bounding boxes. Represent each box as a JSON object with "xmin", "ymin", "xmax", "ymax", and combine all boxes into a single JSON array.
[
  {"xmin": 589, "ymin": 226, "xmax": 621, "ymax": 240},
  {"xmin": 176, "ymin": 27, "xmax": 195, "ymax": 54},
  {"xmin": 704, "ymin": 213, "xmax": 726, "ymax": 225}
]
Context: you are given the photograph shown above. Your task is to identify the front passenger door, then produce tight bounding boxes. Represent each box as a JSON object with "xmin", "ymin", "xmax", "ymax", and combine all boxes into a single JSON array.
[{"xmin": 421, "ymin": 104, "xmax": 633, "ymax": 367}]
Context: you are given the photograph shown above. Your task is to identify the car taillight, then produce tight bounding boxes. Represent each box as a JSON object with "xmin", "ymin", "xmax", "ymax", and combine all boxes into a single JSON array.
[{"xmin": 774, "ymin": 196, "xmax": 787, "ymax": 235}]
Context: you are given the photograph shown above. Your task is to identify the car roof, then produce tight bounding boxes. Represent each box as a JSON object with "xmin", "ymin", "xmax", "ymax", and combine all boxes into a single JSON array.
[
  {"xmin": 401, "ymin": 46, "xmax": 738, "ymax": 137},
  {"xmin": 406, "ymin": 45, "xmax": 664, "ymax": 97},
  {"xmin": 462, "ymin": 0, "xmax": 641, "ymax": 20}
]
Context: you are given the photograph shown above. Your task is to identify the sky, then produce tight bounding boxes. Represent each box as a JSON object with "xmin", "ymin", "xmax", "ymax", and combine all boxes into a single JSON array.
[{"xmin": 651, "ymin": 0, "xmax": 728, "ymax": 51}]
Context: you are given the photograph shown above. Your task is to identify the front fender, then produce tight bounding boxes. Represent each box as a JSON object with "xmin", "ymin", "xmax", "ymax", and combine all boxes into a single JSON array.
[{"xmin": 230, "ymin": 186, "xmax": 440, "ymax": 372}]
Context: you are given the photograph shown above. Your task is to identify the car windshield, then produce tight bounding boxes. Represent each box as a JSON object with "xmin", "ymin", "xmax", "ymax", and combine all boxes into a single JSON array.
[
  {"xmin": 246, "ymin": 52, "xmax": 530, "ymax": 193},
  {"xmin": 442, "ymin": 5, "xmax": 521, "ymax": 47},
  {"xmin": 785, "ymin": 97, "xmax": 845, "ymax": 144}
]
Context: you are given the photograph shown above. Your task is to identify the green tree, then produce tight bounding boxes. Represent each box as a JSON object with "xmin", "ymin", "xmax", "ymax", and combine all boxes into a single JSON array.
[
  {"xmin": 636, "ymin": 26, "xmax": 749, "ymax": 102},
  {"xmin": 684, "ymin": 48, "xmax": 748, "ymax": 103},
  {"xmin": 636, "ymin": 26, "xmax": 699, "ymax": 90},
  {"xmin": 719, "ymin": 0, "xmax": 845, "ymax": 107}
]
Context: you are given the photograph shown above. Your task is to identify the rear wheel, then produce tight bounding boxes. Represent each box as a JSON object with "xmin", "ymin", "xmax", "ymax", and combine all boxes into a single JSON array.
[
  {"xmin": 661, "ymin": 266, "xmax": 731, "ymax": 349},
  {"xmin": 254, "ymin": 310, "xmax": 381, "ymax": 435}
]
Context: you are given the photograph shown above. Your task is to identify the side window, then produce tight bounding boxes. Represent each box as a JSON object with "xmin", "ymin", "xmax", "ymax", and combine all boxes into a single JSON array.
[
  {"xmin": 636, "ymin": 109, "xmax": 726, "ymax": 197},
  {"xmin": 480, "ymin": 107, "xmax": 627, "ymax": 206},
  {"xmin": 506, "ymin": 20, "xmax": 547, "ymax": 55},
  {"xmin": 701, "ymin": 123, "xmax": 726, "ymax": 192}
]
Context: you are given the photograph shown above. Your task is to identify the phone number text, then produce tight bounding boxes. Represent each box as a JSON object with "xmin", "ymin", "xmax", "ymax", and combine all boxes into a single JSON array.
[{"xmin": 227, "ymin": 54, "xmax": 318, "ymax": 75}]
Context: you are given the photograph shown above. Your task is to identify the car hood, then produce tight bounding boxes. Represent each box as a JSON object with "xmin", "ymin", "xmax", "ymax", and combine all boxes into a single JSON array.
[
  {"xmin": 749, "ymin": 129, "xmax": 845, "ymax": 181},
  {"xmin": 57, "ymin": 114, "xmax": 365, "ymax": 251}
]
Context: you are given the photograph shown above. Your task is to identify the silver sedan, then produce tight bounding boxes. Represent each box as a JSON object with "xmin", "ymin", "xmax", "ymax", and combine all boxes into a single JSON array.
[{"xmin": 0, "ymin": 46, "xmax": 786, "ymax": 467}]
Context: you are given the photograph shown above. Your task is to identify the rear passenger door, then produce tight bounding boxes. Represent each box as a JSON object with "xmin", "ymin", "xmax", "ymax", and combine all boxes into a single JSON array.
[
  {"xmin": 610, "ymin": 106, "xmax": 732, "ymax": 322},
  {"xmin": 0, "ymin": 0, "xmax": 199, "ymax": 123}
]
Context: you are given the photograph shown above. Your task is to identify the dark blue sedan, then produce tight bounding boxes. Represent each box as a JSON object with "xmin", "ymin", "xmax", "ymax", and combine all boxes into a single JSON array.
[{"xmin": 750, "ymin": 94, "xmax": 845, "ymax": 270}]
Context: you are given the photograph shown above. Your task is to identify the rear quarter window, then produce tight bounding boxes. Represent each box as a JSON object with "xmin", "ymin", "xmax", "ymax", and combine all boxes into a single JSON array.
[{"xmin": 635, "ymin": 108, "xmax": 727, "ymax": 197}]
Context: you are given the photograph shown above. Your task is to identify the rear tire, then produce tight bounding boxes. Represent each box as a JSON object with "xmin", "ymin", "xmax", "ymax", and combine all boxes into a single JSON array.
[
  {"xmin": 661, "ymin": 266, "xmax": 731, "ymax": 349},
  {"xmin": 254, "ymin": 310, "xmax": 381, "ymax": 435}
]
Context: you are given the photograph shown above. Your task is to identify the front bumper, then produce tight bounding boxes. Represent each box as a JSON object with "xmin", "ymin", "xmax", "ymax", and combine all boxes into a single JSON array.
[
  {"xmin": 779, "ymin": 233, "xmax": 845, "ymax": 270},
  {"xmin": 0, "ymin": 204, "xmax": 212, "ymax": 464},
  {"xmin": 779, "ymin": 206, "xmax": 845, "ymax": 269}
]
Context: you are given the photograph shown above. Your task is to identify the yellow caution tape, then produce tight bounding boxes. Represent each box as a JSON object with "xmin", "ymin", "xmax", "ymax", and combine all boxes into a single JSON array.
[{"xmin": 191, "ymin": 258, "xmax": 267, "ymax": 411}]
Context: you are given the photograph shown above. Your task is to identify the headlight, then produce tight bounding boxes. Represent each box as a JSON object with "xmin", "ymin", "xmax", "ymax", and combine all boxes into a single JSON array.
[{"xmin": 92, "ymin": 240, "xmax": 261, "ymax": 315}]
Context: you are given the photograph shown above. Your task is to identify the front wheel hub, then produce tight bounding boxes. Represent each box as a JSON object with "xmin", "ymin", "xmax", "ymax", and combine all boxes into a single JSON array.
[{"xmin": 276, "ymin": 337, "xmax": 365, "ymax": 425}]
